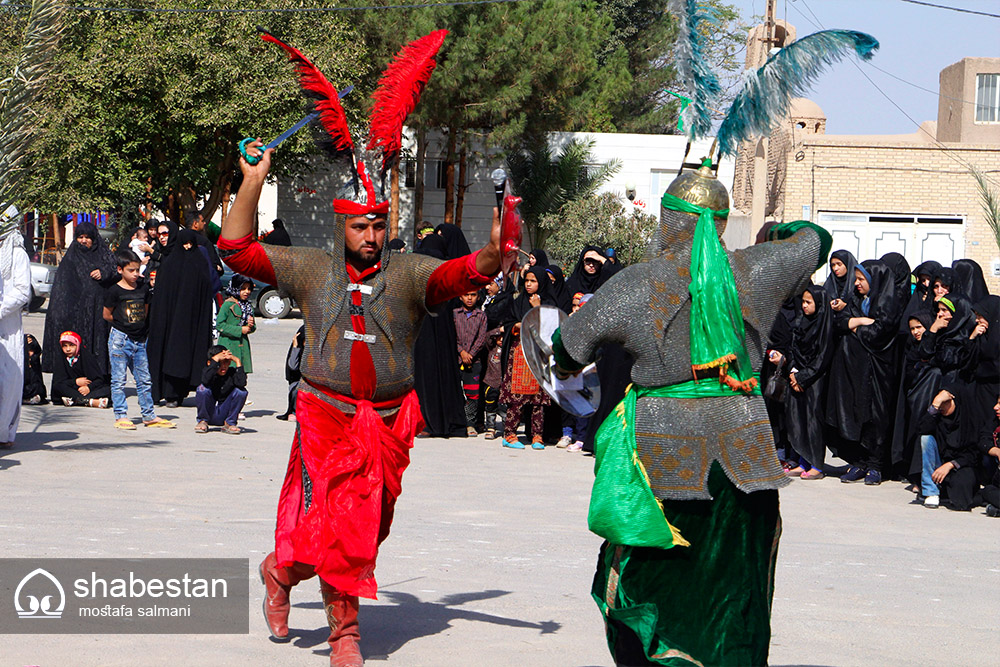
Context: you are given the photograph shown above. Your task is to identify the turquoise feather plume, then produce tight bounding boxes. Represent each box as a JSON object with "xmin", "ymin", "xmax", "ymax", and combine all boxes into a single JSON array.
[
  {"xmin": 716, "ymin": 29, "xmax": 879, "ymax": 156},
  {"xmin": 669, "ymin": 0, "xmax": 722, "ymax": 140}
]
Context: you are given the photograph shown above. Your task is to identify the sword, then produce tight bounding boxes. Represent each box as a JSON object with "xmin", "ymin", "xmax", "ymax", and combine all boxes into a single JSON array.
[{"xmin": 239, "ymin": 85, "xmax": 354, "ymax": 165}]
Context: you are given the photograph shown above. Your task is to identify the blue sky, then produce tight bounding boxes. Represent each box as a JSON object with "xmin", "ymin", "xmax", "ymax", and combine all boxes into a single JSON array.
[{"xmin": 724, "ymin": 0, "xmax": 1000, "ymax": 134}]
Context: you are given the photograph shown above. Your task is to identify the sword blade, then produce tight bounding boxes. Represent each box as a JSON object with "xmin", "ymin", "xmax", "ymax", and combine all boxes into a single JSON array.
[{"xmin": 264, "ymin": 85, "xmax": 355, "ymax": 151}]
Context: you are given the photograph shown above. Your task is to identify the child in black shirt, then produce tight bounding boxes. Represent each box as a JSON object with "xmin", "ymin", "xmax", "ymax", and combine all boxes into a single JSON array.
[
  {"xmin": 103, "ymin": 250, "xmax": 174, "ymax": 430},
  {"xmin": 22, "ymin": 333, "xmax": 46, "ymax": 405},
  {"xmin": 195, "ymin": 345, "xmax": 248, "ymax": 434}
]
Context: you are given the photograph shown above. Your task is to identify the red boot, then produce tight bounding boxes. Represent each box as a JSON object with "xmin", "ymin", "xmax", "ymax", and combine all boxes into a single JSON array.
[
  {"xmin": 321, "ymin": 580, "xmax": 363, "ymax": 667},
  {"xmin": 258, "ymin": 552, "xmax": 313, "ymax": 640}
]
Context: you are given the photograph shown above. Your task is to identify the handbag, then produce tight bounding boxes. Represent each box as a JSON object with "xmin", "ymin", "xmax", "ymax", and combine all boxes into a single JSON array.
[{"xmin": 763, "ymin": 356, "xmax": 788, "ymax": 402}]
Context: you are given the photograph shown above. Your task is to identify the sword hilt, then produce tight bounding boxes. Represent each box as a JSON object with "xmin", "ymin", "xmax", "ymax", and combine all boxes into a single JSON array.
[{"xmin": 239, "ymin": 137, "xmax": 262, "ymax": 166}]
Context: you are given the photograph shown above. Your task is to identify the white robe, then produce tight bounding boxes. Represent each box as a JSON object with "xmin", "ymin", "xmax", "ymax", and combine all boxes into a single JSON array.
[{"xmin": 0, "ymin": 242, "xmax": 30, "ymax": 442}]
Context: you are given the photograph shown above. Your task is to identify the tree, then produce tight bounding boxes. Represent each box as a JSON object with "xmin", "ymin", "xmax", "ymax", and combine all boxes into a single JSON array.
[
  {"xmin": 15, "ymin": 1, "xmax": 365, "ymax": 225},
  {"xmin": 506, "ymin": 136, "xmax": 620, "ymax": 249},
  {"xmin": 540, "ymin": 191, "xmax": 657, "ymax": 268}
]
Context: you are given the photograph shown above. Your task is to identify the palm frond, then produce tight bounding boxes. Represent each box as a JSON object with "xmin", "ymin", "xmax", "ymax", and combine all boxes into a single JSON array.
[
  {"xmin": 0, "ymin": 0, "xmax": 67, "ymax": 234},
  {"xmin": 971, "ymin": 167, "xmax": 1000, "ymax": 253},
  {"xmin": 717, "ymin": 29, "xmax": 878, "ymax": 156}
]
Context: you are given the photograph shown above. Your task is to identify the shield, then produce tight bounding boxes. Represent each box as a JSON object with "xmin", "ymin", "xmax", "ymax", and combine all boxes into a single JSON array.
[{"xmin": 520, "ymin": 305, "xmax": 600, "ymax": 417}]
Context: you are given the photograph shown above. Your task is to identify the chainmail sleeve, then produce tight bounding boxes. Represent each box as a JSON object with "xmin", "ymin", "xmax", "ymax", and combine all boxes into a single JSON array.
[
  {"xmin": 558, "ymin": 266, "xmax": 647, "ymax": 366},
  {"xmin": 260, "ymin": 245, "xmax": 333, "ymax": 302},
  {"xmin": 730, "ymin": 228, "xmax": 823, "ymax": 371}
]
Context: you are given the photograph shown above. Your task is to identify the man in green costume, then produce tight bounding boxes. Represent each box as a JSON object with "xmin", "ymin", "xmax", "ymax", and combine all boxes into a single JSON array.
[{"xmin": 548, "ymin": 161, "xmax": 831, "ymax": 666}]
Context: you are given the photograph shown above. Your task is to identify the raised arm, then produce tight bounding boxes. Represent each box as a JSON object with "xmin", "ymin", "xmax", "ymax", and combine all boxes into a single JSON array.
[
  {"xmin": 425, "ymin": 208, "xmax": 502, "ymax": 307},
  {"xmin": 217, "ymin": 139, "xmax": 279, "ymax": 285}
]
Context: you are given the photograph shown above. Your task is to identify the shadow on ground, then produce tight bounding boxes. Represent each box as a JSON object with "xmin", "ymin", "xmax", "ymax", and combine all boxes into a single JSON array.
[{"xmin": 284, "ymin": 589, "xmax": 560, "ymax": 660}]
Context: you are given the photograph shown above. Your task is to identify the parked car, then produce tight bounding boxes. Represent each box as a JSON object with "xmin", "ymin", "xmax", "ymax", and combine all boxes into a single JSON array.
[
  {"xmin": 219, "ymin": 267, "xmax": 296, "ymax": 319},
  {"xmin": 27, "ymin": 262, "xmax": 56, "ymax": 312}
]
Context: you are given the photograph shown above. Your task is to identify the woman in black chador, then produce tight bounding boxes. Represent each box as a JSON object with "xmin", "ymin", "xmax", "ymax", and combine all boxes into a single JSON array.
[
  {"xmin": 146, "ymin": 225, "xmax": 215, "ymax": 406},
  {"xmin": 565, "ymin": 245, "xmax": 609, "ymax": 296},
  {"xmin": 966, "ymin": 295, "xmax": 1000, "ymax": 426},
  {"xmin": 824, "ymin": 259, "xmax": 903, "ymax": 485},
  {"xmin": 411, "ymin": 234, "xmax": 468, "ymax": 437},
  {"xmin": 42, "ymin": 222, "xmax": 117, "ymax": 374},
  {"xmin": 782, "ymin": 285, "xmax": 833, "ymax": 480},
  {"xmin": 891, "ymin": 310, "xmax": 938, "ymax": 482}
]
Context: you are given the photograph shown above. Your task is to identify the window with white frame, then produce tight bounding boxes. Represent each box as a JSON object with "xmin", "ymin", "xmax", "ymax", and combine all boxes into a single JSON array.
[{"xmin": 975, "ymin": 73, "xmax": 999, "ymax": 123}]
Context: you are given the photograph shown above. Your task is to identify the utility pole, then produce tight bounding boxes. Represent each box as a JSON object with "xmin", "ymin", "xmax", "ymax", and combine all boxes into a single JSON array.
[{"xmin": 751, "ymin": 0, "xmax": 778, "ymax": 230}]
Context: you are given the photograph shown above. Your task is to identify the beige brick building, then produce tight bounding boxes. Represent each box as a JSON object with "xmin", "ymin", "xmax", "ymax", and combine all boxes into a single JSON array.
[{"xmin": 738, "ymin": 53, "xmax": 1000, "ymax": 294}]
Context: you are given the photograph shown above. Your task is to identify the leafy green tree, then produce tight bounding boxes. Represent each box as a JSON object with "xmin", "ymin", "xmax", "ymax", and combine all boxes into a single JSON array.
[
  {"xmin": 506, "ymin": 136, "xmax": 621, "ymax": 249},
  {"xmin": 16, "ymin": 1, "xmax": 364, "ymax": 224},
  {"xmin": 540, "ymin": 191, "xmax": 657, "ymax": 268}
]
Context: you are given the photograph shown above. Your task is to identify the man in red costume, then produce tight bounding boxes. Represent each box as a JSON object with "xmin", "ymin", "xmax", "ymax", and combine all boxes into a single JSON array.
[
  {"xmin": 220, "ymin": 31, "xmax": 502, "ymax": 667},
  {"xmin": 222, "ymin": 141, "xmax": 499, "ymax": 665}
]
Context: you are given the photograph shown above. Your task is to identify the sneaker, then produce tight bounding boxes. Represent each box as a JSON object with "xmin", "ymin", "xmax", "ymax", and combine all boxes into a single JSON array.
[
  {"xmin": 222, "ymin": 423, "xmax": 242, "ymax": 435},
  {"xmin": 61, "ymin": 397, "xmax": 72, "ymax": 406},
  {"xmin": 143, "ymin": 417, "xmax": 176, "ymax": 429},
  {"xmin": 986, "ymin": 504, "xmax": 1000, "ymax": 517},
  {"xmin": 923, "ymin": 495, "xmax": 940, "ymax": 509},
  {"xmin": 840, "ymin": 466, "xmax": 866, "ymax": 483},
  {"xmin": 467, "ymin": 426, "xmax": 478, "ymax": 437},
  {"xmin": 567, "ymin": 441, "xmax": 584, "ymax": 452},
  {"xmin": 27, "ymin": 395, "xmax": 41, "ymax": 405},
  {"xmin": 114, "ymin": 418, "xmax": 137, "ymax": 430},
  {"xmin": 556, "ymin": 435, "xmax": 573, "ymax": 448},
  {"xmin": 237, "ymin": 412, "xmax": 246, "ymax": 421},
  {"xmin": 502, "ymin": 437, "xmax": 524, "ymax": 449},
  {"xmin": 164, "ymin": 400, "xmax": 180, "ymax": 409},
  {"xmin": 91, "ymin": 397, "xmax": 109, "ymax": 409},
  {"xmin": 194, "ymin": 421, "xmax": 209, "ymax": 433},
  {"xmin": 864, "ymin": 469, "xmax": 882, "ymax": 486}
]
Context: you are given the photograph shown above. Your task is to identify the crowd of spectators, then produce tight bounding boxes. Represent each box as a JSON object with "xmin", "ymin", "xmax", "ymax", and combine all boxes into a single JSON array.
[
  {"xmin": 21, "ymin": 215, "xmax": 291, "ymax": 435},
  {"xmin": 763, "ymin": 250, "xmax": 998, "ymax": 513}
]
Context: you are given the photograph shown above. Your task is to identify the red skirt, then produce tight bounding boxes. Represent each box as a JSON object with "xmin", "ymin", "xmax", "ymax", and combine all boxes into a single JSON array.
[{"xmin": 274, "ymin": 389, "xmax": 424, "ymax": 599}]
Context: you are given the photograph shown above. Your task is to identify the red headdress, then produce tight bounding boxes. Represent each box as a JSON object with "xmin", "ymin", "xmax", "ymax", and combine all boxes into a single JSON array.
[{"xmin": 261, "ymin": 29, "xmax": 448, "ymax": 218}]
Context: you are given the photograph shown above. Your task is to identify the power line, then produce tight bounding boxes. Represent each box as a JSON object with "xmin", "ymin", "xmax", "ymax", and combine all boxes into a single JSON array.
[
  {"xmin": 1, "ymin": 0, "xmax": 533, "ymax": 13},
  {"xmin": 898, "ymin": 0, "xmax": 1000, "ymax": 19}
]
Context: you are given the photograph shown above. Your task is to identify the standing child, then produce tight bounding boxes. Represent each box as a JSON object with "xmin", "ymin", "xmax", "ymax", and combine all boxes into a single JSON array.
[
  {"xmin": 277, "ymin": 325, "xmax": 305, "ymax": 421},
  {"xmin": 454, "ymin": 290, "xmax": 488, "ymax": 436},
  {"xmin": 103, "ymin": 250, "xmax": 175, "ymax": 429},
  {"xmin": 216, "ymin": 274, "xmax": 256, "ymax": 373},
  {"xmin": 500, "ymin": 267, "xmax": 555, "ymax": 449},
  {"xmin": 481, "ymin": 327, "xmax": 505, "ymax": 439},
  {"xmin": 51, "ymin": 331, "xmax": 111, "ymax": 408}
]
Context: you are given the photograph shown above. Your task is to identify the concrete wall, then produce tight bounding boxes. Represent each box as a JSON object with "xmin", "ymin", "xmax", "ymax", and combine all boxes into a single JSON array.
[
  {"xmin": 937, "ymin": 57, "xmax": 1000, "ymax": 145},
  {"xmin": 784, "ymin": 137, "xmax": 1000, "ymax": 293}
]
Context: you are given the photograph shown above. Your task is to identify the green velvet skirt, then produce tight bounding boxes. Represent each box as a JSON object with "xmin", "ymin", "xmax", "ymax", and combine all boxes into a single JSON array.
[{"xmin": 592, "ymin": 462, "xmax": 781, "ymax": 666}]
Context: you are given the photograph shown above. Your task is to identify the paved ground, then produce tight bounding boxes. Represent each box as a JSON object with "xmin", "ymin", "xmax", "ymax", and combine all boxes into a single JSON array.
[{"xmin": 2, "ymin": 310, "xmax": 997, "ymax": 666}]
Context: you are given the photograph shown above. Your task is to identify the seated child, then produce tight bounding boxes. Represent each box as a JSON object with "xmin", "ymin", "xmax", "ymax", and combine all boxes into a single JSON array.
[
  {"xmin": 22, "ymin": 333, "xmax": 46, "ymax": 405},
  {"xmin": 51, "ymin": 331, "xmax": 111, "ymax": 408},
  {"xmin": 917, "ymin": 386, "xmax": 981, "ymax": 510},
  {"xmin": 195, "ymin": 345, "xmax": 248, "ymax": 435}
]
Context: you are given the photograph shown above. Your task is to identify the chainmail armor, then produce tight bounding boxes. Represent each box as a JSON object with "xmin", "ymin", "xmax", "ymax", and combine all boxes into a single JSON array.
[
  {"xmin": 560, "ymin": 206, "xmax": 822, "ymax": 499},
  {"xmin": 263, "ymin": 243, "xmax": 443, "ymax": 416}
]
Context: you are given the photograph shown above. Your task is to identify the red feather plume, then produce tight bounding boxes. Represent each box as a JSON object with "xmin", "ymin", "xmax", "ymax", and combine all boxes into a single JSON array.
[
  {"xmin": 260, "ymin": 29, "xmax": 354, "ymax": 159},
  {"xmin": 367, "ymin": 30, "xmax": 448, "ymax": 174}
]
